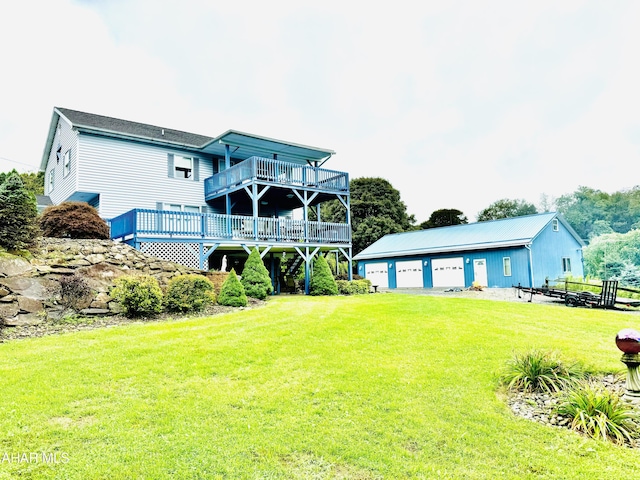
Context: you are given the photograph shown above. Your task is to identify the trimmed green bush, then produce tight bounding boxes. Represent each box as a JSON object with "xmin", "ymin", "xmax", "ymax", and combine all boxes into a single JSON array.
[
  {"xmin": 336, "ymin": 279, "xmax": 372, "ymax": 295},
  {"xmin": 241, "ymin": 247, "xmax": 273, "ymax": 300},
  {"xmin": 556, "ymin": 381, "xmax": 639, "ymax": 444},
  {"xmin": 110, "ymin": 275, "xmax": 163, "ymax": 317},
  {"xmin": 217, "ymin": 269, "xmax": 247, "ymax": 307},
  {"xmin": 164, "ymin": 274, "xmax": 216, "ymax": 314},
  {"xmin": 0, "ymin": 172, "xmax": 40, "ymax": 250},
  {"xmin": 499, "ymin": 350, "xmax": 584, "ymax": 393},
  {"xmin": 309, "ymin": 255, "xmax": 338, "ymax": 296}
]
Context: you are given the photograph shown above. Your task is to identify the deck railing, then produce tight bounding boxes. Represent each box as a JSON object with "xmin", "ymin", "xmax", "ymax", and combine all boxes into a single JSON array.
[
  {"xmin": 110, "ymin": 209, "xmax": 350, "ymax": 244},
  {"xmin": 204, "ymin": 156, "xmax": 349, "ymax": 199}
]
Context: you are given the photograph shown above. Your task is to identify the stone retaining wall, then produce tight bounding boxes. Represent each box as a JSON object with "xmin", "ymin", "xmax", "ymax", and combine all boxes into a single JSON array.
[{"xmin": 0, "ymin": 238, "xmax": 202, "ymax": 327}]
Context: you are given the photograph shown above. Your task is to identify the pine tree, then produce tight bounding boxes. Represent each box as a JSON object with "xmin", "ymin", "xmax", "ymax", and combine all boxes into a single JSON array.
[
  {"xmin": 309, "ymin": 254, "xmax": 338, "ymax": 296},
  {"xmin": 217, "ymin": 269, "xmax": 248, "ymax": 307},
  {"xmin": 0, "ymin": 173, "xmax": 39, "ymax": 250},
  {"xmin": 241, "ymin": 247, "xmax": 273, "ymax": 300}
]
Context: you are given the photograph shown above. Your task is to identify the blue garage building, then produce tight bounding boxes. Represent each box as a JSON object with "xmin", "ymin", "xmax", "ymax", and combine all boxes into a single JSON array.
[{"xmin": 354, "ymin": 213, "xmax": 585, "ymax": 289}]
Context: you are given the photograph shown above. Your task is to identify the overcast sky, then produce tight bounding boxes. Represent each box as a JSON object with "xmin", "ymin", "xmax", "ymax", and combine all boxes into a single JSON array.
[{"xmin": 2, "ymin": 0, "xmax": 639, "ymax": 222}]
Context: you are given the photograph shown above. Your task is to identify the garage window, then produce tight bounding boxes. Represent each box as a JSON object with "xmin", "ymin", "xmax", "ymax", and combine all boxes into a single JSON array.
[{"xmin": 503, "ymin": 257, "xmax": 512, "ymax": 277}]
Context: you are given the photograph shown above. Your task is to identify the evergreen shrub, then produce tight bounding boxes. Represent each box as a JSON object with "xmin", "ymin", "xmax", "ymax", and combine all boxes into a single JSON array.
[
  {"xmin": 336, "ymin": 279, "xmax": 372, "ymax": 295},
  {"xmin": 110, "ymin": 275, "xmax": 163, "ymax": 317},
  {"xmin": 241, "ymin": 248, "xmax": 273, "ymax": 300},
  {"xmin": 0, "ymin": 173, "xmax": 40, "ymax": 250},
  {"xmin": 217, "ymin": 269, "xmax": 247, "ymax": 307},
  {"xmin": 309, "ymin": 255, "xmax": 338, "ymax": 296},
  {"xmin": 165, "ymin": 274, "xmax": 216, "ymax": 314}
]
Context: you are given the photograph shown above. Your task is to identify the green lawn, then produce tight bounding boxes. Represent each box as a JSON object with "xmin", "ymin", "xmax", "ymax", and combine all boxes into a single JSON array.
[{"xmin": 1, "ymin": 294, "xmax": 640, "ymax": 479}]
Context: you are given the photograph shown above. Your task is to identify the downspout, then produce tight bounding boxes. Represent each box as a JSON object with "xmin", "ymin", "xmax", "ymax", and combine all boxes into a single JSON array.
[{"xmin": 525, "ymin": 244, "xmax": 534, "ymax": 288}]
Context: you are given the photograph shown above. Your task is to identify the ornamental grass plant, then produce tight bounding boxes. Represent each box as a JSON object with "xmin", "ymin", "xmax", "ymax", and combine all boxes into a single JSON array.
[
  {"xmin": 556, "ymin": 380, "xmax": 640, "ymax": 444},
  {"xmin": 499, "ymin": 349, "xmax": 585, "ymax": 394}
]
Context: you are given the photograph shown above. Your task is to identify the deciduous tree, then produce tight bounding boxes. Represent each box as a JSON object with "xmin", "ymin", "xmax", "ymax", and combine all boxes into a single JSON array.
[
  {"xmin": 477, "ymin": 199, "xmax": 537, "ymax": 222},
  {"xmin": 420, "ymin": 209, "xmax": 468, "ymax": 229}
]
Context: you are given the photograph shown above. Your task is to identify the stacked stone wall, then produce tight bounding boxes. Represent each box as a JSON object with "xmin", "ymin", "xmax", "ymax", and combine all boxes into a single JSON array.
[{"xmin": 0, "ymin": 238, "xmax": 201, "ymax": 326}]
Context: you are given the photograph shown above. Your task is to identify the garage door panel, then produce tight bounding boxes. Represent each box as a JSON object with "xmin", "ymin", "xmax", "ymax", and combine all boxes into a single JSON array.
[
  {"xmin": 396, "ymin": 260, "xmax": 424, "ymax": 288},
  {"xmin": 365, "ymin": 262, "xmax": 388, "ymax": 288},
  {"xmin": 431, "ymin": 257, "xmax": 465, "ymax": 287}
]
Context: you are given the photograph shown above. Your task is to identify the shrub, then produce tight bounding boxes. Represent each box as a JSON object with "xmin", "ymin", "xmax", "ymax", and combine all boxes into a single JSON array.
[
  {"xmin": 241, "ymin": 247, "xmax": 273, "ymax": 300},
  {"xmin": 555, "ymin": 381, "xmax": 639, "ymax": 444},
  {"xmin": 40, "ymin": 201, "xmax": 110, "ymax": 239},
  {"xmin": 309, "ymin": 255, "xmax": 338, "ymax": 296},
  {"xmin": 110, "ymin": 275, "xmax": 163, "ymax": 317},
  {"xmin": 0, "ymin": 173, "xmax": 40, "ymax": 250},
  {"xmin": 164, "ymin": 274, "xmax": 216, "ymax": 314},
  {"xmin": 336, "ymin": 279, "xmax": 372, "ymax": 295},
  {"xmin": 217, "ymin": 269, "xmax": 247, "ymax": 307},
  {"xmin": 58, "ymin": 274, "xmax": 93, "ymax": 311},
  {"xmin": 499, "ymin": 350, "xmax": 584, "ymax": 394}
]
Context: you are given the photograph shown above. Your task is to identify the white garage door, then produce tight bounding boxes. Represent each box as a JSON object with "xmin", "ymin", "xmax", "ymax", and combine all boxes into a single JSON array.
[
  {"xmin": 365, "ymin": 262, "xmax": 389, "ymax": 288},
  {"xmin": 396, "ymin": 260, "xmax": 424, "ymax": 288},
  {"xmin": 431, "ymin": 257, "xmax": 465, "ymax": 287}
]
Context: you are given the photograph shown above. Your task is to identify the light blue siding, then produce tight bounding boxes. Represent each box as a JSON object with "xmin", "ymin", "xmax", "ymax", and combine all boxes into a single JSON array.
[
  {"xmin": 530, "ymin": 220, "xmax": 584, "ymax": 285},
  {"xmin": 77, "ymin": 135, "xmax": 214, "ymax": 219}
]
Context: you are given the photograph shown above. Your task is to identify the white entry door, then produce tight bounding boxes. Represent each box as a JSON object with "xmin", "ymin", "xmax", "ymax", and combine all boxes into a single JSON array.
[
  {"xmin": 473, "ymin": 259, "xmax": 488, "ymax": 287},
  {"xmin": 431, "ymin": 257, "xmax": 465, "ymax": 287},
  {"xmin": 396, "ymin": 260, "xmax": 424, "ymax": 288},
  {"xmin": 365, "ymin": 262, "xmax": 389, "ymax": 288}
]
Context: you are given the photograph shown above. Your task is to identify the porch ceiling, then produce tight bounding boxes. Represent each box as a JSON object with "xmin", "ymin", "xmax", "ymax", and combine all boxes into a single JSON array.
[{"xmin": 200, "ymin": 130, "xmax": 335, "ymax": 165}]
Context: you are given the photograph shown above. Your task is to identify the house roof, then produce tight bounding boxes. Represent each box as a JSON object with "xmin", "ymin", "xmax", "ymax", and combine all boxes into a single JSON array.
[
  {"xmin": 57, "ymin": 107, "xmax": 215, "ymax": 147},
  {"xmin": 354, "ymin": 212, "xmax": 585, "ymax": 261},
  {"xmin": 40, "ymin": 107, "xmax": 335, "ymax": 171}
]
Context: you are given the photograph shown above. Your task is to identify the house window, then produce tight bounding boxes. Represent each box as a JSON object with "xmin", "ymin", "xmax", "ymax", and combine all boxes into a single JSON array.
[
  {"xmin": 63, "ymin": 150, "xmax": 71, "ymax": 177},
  {"xmin": 174, "ymin": 156, "xmax": 193, "ymax": 179},
  {"xmin": 48, "ymin": 170, "xmax": 55, "ymax": 192},
  {"xmin": 552, "ymin": 219, "xmax": 559, "ymax": 231},
  {"xmin": 562, "ymin": 257, "xmax": 572, "ymax": 274},
  {"xmin": 164, "ymin": 203, "xmax": 201, "ymax": 232},
  {"xmin": 503, "ymin": 257, "xmax": 512, "ymax": 277}
]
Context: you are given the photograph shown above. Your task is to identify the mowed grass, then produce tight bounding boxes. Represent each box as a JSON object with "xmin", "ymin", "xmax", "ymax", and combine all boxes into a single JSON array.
[{"xmin": 1, "ymin": 294, "xmax": 640, "ymax": 479}]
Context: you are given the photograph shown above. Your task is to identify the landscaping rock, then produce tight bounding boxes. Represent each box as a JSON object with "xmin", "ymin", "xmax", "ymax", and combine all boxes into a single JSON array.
[
  {"xmin": 17, "ymin": 296, "xmax": 44, "ymax": 313},
  {"xmin": 0, "ymin": 256, "xmax": 34, "ymax": 277},
  {"xmin": 4, "ymin": 313, "xmax": 44, "ymax": 327},
  {"xmin": 0, "ymin": 303, "xmax": 20, "ymax": 319},
  {"xmin": 0, "ymin": 277, "xmax": 58, "ymax": 300}
]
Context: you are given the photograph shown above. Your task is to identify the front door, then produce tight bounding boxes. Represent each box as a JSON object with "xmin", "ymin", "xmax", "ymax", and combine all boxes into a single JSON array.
[{"xmin": 473, "ymin": 259, "xmax": 488, "ymax": 287}]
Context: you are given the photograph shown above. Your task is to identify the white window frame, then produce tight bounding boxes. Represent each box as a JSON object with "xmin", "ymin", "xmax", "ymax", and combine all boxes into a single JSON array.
[
  {"xmin": 164, "ymin": 203, "xmax": 201, "ymax": 232},
  {"xmin": 562, "ymin": 257, "xmax": 571, "ymax": 274},
  {"xmin": 503, "ymin": 257, "xmax": 512, "ymax": 277},
  {"xmin": 63, "ymin": 150, "xmax": 71, "ymax": 177},
  {"xmin": 552, "ymin": 219, "xmax": 559, "ymax": 231},
  {"xmin": 48, "ymin": 169, "xmax": 55, "ymax": 192},
  {"xmin": 174, "ymin": 156, "xmax": 193, "ymax": 179}
]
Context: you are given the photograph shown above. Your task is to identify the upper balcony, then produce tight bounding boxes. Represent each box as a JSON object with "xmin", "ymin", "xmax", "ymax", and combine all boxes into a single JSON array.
[{"xmin": 204, "ymin": 156, "xmax": 349, "ymax": 201}]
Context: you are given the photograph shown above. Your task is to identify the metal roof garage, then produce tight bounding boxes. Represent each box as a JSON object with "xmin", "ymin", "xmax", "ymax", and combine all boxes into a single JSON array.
[{"xmin": 354, "ymin": 213, "xmax": 585, "ymax": 290}]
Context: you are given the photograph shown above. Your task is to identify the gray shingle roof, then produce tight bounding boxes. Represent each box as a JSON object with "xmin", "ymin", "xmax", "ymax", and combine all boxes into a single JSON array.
[
  {"xmin": 354, "ymin": 212, "xmax": 584, "ymax": 260},
  {"xmin": 56, "ymin": 107, "xmax": 214, "ymax": 148}
]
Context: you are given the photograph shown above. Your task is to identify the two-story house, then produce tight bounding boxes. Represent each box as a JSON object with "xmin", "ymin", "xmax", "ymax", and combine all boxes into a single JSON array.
[{"xmin": 40, "ymin": 107, "xmax": 352, "ymax": 293}]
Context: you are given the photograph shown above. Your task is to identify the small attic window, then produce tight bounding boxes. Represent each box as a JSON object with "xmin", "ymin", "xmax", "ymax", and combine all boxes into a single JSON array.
[{"xmin": 552, "ymin": 219, "xmax": 559, "ymax": 231}]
